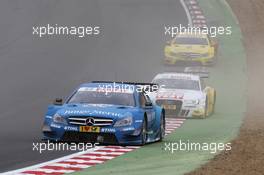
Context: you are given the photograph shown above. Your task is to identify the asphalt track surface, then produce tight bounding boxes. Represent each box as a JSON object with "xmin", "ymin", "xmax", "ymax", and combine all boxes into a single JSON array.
[{"xmin": 0, "ymin": 0, "xmax": 187, "ymax": 172}]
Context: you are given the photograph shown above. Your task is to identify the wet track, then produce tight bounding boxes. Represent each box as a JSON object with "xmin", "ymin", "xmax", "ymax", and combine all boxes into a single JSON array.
[{"xmin": 0, "ymin": 0, "xmax": 187, "ymax": 172}]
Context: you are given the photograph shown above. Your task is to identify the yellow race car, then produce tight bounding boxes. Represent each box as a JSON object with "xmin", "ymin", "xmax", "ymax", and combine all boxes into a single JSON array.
[{"xmin": 164, "ymin": 33, "xmax": 218, "ymax": 66}]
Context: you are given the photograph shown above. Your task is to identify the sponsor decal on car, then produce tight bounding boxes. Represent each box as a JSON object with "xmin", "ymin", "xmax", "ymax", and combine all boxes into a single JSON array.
[
  {"xmin": 162, "ymin": 104, "xmax": 177, "ymax": 110},
  {"xmin": 101, "ymin": 128, "xmax": 116, "ymax": 133},
  {"xmin": 156, "ymin": 93, "xmax": 184, "ymax": 99},
  {"xmin": 64, "ymin": 126, "xmax": 78, "ymax": 131},
  {"xmin": 135, "ymin": 119, "xmax": 143, "ymax": 123},
  {"xmin": 121, "ymin": 127, "xmax": 135, "ymax": 131},
  {"xmin": 64, "ymin": 110, "xmax": 122, "ymax": 117},
  {"xmin": 80, "ymin": 126, "xmax": 100, "ymax": 133},
  {"xmin": 50, "ymin": 123, "xmax": 61, "ymax": 129}
]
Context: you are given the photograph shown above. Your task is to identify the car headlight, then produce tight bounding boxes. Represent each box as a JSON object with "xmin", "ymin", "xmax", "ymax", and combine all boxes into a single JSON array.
[
  {"xmin": 114, "ymin": 116, "xmax": 133, "ymax": 127},
  {"xmin": 185, "ymin": 99, "xmax": 200, "ymax": 105},
  {"xmin": 53, "ymin": 113, "xmax": 67, "ymax": 125}
]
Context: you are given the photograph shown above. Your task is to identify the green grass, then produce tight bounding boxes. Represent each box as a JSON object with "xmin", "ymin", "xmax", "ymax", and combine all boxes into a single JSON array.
[{"xmin": 72, "ymin": 0, "xmax": 247, "ymax": 174}]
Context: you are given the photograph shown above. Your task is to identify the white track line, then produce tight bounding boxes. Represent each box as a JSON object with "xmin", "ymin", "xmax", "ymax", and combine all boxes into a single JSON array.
[
  {"xmin": 180, "ymin": 0, "xmax": 193, "ymax": 26},
  {"xmin": 2, "ymin": 147, "xmax": 101, "ymax": 175}
]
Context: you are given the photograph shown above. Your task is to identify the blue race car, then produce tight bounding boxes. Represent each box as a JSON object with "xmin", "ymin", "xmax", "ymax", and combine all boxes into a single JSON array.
[{"xmin": 42, "ymin": 81, "xmax": 165, "ymax": 145}]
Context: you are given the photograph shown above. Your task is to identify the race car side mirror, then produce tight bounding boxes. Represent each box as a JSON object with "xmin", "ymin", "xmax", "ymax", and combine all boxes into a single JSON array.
[
  {"xmin": 53, "ymin": 98, "xmax": 63, "ymax": 106},
  {"xmin": 203, "ymin": 86, "xmax": 211, "ymax": 92},
  {"xmin": 145, "ymin": 102, "xmax": 153, "ymax": 107}
]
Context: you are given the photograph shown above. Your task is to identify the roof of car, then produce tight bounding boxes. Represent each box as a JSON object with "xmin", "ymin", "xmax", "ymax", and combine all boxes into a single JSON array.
[
  {"xmin": 153, "ymin": 73, "xmax": 200, "ymax": 81},
  {"xmin": 79, "ymin": 82, "xmax": 137, "ymax": 89},
  {"xmin": 80, "ymin": 82, "xmax": 135, "ymax": 86},
  {"xmin": 77, "ymin": 83, "xmax": 135, "ymax": 94}
]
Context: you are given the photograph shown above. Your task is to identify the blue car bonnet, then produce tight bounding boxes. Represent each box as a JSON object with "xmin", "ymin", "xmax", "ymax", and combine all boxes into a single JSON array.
[{"xmin": 56, "ymin": 104, "xmax": 137, "ymax": 120}]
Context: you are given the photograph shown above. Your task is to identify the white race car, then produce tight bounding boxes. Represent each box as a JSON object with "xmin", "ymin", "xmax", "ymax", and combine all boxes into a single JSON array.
[{"xmin": 150, "ymin": 69, "xmax": 216, "ymax": 118}]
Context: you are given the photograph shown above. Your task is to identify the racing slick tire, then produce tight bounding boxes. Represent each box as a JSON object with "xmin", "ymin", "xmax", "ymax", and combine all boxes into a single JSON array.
[
  {"xmin": 211, "ymin": 90, "xmax": 216, "ymax": 114},
  {"xmin": 158, "ymin": 112, "xmax": 166, "ymax": 142},
  {"xmin": 201, "ymin": 90, "xmax": 216, "ymax": 119},
  {"xmin": 140, "ymin": 117, "xmax": 147, "ymax": 145},
  {"xmin": 208, "ymin": 89, "xmax": 216, "ymax": 115}
]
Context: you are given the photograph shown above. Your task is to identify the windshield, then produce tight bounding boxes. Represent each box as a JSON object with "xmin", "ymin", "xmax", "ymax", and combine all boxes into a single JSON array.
[
  {"xmin": 153, "ymin": 78, "xmax": 200, "ymax": 91},
  {"xmin": 67, "ymin": 88, "xmax": 135, "ymax": 107},
  {"xmin": 174, "ymin": 37, "xmax": 208, "ymax": 45}
]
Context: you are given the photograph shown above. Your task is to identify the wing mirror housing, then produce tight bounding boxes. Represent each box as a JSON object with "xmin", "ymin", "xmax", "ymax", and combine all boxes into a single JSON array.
[
  {"xmin": 203, "ymin": 86, "xmax": 211, "ymax": 93},
  {"xmin": 53, "ymin": 98, "xmax": 63, "ymax": 106},
  {"xmin": 145, "ymin": 102, "xmax": 153, "ymax": 107}
]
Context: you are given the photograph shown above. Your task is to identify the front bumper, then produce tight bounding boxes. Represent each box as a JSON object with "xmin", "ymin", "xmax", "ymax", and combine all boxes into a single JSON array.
[
  {"xmin": 191, "ymin": 108, "xmax": 206, "ymax": 118},
  {"xmin": 164, "ymin": 54, "xmax": 214, "ymax": 65},
  {"xmin": 156, "ymin": 99, "xmax": 206, "ymax": 118},
  {"xmin": 42, "ymin": 121, "xmax": 143, "ymax": 145}
]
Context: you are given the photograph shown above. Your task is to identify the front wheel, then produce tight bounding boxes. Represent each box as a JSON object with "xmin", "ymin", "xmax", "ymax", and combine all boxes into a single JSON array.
[
  {"xmin": 211, "ymin": 90, "xmax": 216, "ymax": 114},
  {"xmin": 140, "ymin": 118, "xmax": 147, "ymax": 145}
]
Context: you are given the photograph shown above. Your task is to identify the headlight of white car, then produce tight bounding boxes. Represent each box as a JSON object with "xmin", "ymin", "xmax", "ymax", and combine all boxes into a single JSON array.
[
  {"xmin": 53, "ymin": 113, "xmax": 67, "ymax": 125},
  {"xmin": 184, "ymin": 99, "xmax": 200, "ymax": 105},
  {"xmin": 114, "ymin": 116, "xmax": 133, "ymax": 127}
]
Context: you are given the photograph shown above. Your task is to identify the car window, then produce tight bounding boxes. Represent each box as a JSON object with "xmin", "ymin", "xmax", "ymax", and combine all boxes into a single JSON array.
[
  {"xmin": 144, "ymin": 93, "xmax": 152, "ymax": 103},
  {"xmin": 139, "ymin": 93, "xmax": 147, "ymax": 107},
  {"xmin": 153, "ymin": 78, "xmax": 200, "ymax": 91},
  {"xmin": 67, "ymin": 89, "xmax": 135, "ymax": 107},
  {"xmin": 174, "ymin": 37, "xmax": 209, "ymax": 45}
]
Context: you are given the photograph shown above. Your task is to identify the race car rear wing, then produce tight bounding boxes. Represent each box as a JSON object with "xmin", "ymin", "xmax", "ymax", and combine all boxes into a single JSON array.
[
  {"xmin": 183, "ymin": 67, "xmax": 210, "ymax": 78},
  {"xmin": 91, "ymin": 81, "xmax": 160, "ymax": 92}
]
